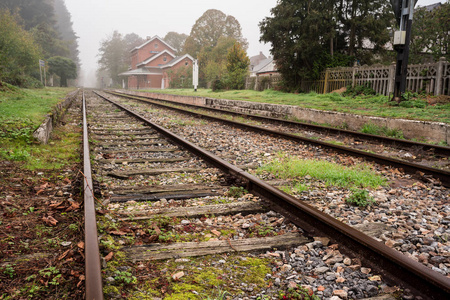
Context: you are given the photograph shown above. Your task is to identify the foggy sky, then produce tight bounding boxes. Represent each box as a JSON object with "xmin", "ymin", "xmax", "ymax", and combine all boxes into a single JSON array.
[{"xmin": 64, "ymin": 0, "xmax": 440, "ymax": 87}]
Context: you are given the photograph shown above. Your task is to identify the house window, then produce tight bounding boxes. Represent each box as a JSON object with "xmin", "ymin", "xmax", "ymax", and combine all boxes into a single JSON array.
[
  {"xmin": 185, "ymin": 60, "xmax": 189, "ymax": 66},
  {"xmin": 154, "ymin": 43, "xmax": 158, "ymax": 48},
  {"xmin": 163, "ymin": 56, "xmax": 167, "ymax": 62}
]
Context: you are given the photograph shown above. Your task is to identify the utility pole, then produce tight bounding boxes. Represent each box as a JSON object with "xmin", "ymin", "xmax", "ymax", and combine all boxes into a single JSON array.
[{"xmin": 391, "ymin": 0, "xmax": 417, "ymax": 102}]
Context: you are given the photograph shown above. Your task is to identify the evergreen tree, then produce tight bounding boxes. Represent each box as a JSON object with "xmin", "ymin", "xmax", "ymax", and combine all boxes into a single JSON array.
[
  {"xmin": 53, "ymin": 0, "xmax": 80, "ymax": 68},
  {"xmin": 260, "ymin": 0, "xmax": 392, "ymax": 91},
  {"xmin": 0, "ymin": 0, "xmax": 55, "ymax": 30}
]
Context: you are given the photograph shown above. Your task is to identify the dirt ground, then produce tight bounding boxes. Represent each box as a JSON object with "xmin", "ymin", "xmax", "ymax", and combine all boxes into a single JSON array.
[{"xmin": 0, "ymin": 160, "xmax": 85, "ymax": 299}]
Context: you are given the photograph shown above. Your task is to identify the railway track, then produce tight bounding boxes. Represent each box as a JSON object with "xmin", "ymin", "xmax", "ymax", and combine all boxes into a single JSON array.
[
  {"xmin": 83, "ymin": 90, "xmax": 450, "ymax": 299},
  {"xmin": 107, "ymin": 90, "xmax": 450, "ymax": 186}
]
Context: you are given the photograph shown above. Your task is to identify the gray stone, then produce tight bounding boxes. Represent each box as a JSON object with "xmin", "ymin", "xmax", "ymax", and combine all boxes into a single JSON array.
[{"xmin": 314, "ymin": 266, "xmax": 329, "ymax": 274}]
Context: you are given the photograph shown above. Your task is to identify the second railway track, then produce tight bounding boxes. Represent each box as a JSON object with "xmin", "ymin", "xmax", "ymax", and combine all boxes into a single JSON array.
[
  {"xmin": 107, "ymin": 90, "xmax": 450, "ymax": 186},
  {"xmin": 84, "ymin": 90, "xmax": 450, "ymax": 299}
]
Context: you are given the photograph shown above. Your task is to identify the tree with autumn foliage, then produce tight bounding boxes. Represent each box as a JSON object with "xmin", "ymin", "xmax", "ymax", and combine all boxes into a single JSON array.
[
  {"xmin": 183, "ymin": 9, "xmax": 247, "ymax": 58},
  {"xmin": 184, "ymin": 9, "xmax": 248, "ymax": 87},
  {"xmin": 164, "ymin": 32, "xmax": 188, "ymax": 55},
  {"xmin": 224, "ymin": 42, "xmax": 250, "ymax": 90},
  {"xmin": 199, "ymin": 36, "xmax": 237, "ymax": 86}
]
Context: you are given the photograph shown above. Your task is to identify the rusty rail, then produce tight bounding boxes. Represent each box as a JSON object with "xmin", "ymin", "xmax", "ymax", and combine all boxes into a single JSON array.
[
  {"xmin": 94, "ymin": 91, "xmax": 450, "ymax": 299},
  {"xmin": 83, "ymin": 91, "xmax": 104, "ymax": 299}
]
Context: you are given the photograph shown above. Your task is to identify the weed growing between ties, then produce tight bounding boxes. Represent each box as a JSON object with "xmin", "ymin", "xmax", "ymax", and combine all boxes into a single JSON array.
[
  {"xmin": 278, "ymin": 286, "xmax": 321, "ymax": 300},
  {"xmin": 257, "ymin": 153, "xmax": 387, "ymax": 189},
  {"xmin": 346, "ymin": 189, "xmax": 376, "ymax": 207},
  {"xmin": 226, "ymin": 186, "xmax": 248, "ymax": 198}
]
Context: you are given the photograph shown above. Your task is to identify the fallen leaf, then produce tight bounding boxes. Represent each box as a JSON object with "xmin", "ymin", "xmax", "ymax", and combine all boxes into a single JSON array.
[
  {"xmin": 211, "ymin": 229, "xmax": 221, "ymax": 237},
  {"xmin": 369, "ymin": 275, "xmax": 381, "ymax": 281},
  {"xmin": 145, "ymin": 235, "xmax": 158, "ymax": 243},
  {"xmin": 172, "ymin": 271, "xmax": 185, "ymax": 280},
  {"xmin": 104, "ymin": 252, "xmax": 114, "ymax": 262},
  {"xmin": 66, "ymin": 201, "xmax": 80, "ymax": 211},
  {"xmin": 153, "ymin": 224, "xmax": 161, "ymax": 235},
  {"xmin": 49, "ymin": 201, "xmax": 64, "ymax": 208},
  {"xmin": 109, "ymin": 230, "xmax": 127, "ymax": 236},
  {"xmin": 63, "ymin": 178, "xmax": 71, "ymax": 184},
  {"xmin": 77, "ymin": 241, "xmax": 85, "ymax": 249},
  {"xmin": 58, "ymin": 249, "xmax": 71, "ymax": 261},
  {"xmin": 42, "ymin": 216, "xmax": 58, "ymax": 226}
]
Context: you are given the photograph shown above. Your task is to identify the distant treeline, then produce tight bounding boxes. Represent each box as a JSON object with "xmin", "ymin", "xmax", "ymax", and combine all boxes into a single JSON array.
[{"xmin": 0, "ymin": 0, "xmax": 79, "ymax": 87}]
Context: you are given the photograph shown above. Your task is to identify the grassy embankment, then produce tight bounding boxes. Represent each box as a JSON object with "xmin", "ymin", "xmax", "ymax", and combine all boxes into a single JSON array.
[
  {"xmin": 0, "ymin": 83, "xmax": 85, "ymax": 299},
  {"xmin": 143, "ymin": 88, "xmax": 450, "ymax": 124},
  {"xmin": 0, "ymin": 84, "xmax": 80, "ymax": 169}
]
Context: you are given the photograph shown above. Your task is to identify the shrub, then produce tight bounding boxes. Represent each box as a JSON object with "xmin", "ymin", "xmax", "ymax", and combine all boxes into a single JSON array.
[
  {"xmin": 212, "ymin": 79, "xmax": 224, "ymax": 91},
  {"xmin": 399, "ymin": 100, "xmax": 427, "ymax": 108},
  {"xmin": 343, "ymin": 83, "xmax": 377, "ymax": 98}
]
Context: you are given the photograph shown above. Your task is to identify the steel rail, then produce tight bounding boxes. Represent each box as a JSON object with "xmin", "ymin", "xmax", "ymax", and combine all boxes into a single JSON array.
[
  {"xmin": 105, "ymin": 91, "xmax": 450, "ymax": 187},
  {"xmin": 109, "ymin": 90, "xmax": 450, "ymax": 157},
  {"xmin": 83, "ymin": 91, "xmax": 104, "ymax": 300},
  {"xmin": 94, "ymin": 91, "xmax": 450, "ymax": 299}
]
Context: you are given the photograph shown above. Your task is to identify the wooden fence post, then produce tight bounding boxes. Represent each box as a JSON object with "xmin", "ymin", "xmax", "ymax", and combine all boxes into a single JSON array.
[
  {"xmin": 352, "ymin": 67, "xmax": 356, "ymax": 88},
  {"xmin": 435, "ymin": 57, "xmax": 445, "ymax": 96},
  {"xmin": 388, "ymin": 62, "xmax": 396, "ymax": 96},
  {"xmin": 323, "ymin": 69, "xmax": 329, "ymax": 94}
]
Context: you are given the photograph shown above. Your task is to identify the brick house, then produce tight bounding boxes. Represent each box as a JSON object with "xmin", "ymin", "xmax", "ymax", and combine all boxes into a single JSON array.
[{"xmin": 119, "ymin": 36, "xmax": 194, "ymax": 89}]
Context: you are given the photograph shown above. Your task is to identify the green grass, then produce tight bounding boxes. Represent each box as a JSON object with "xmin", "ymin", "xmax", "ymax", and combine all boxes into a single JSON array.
[
  {"xmin": 0, "ymin": 86, "xmax": 80, "ymax": 169},
  {"xmin": 258, "ymin": 154, "xmax": 387, "ymax": 189},
  {"xmin": 361, "ymin": 123, "xmax": 404, "ymax": 139},
  {"xmin": 141, "ymin": 88, "xmax": 450, "ymax": 124}
]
